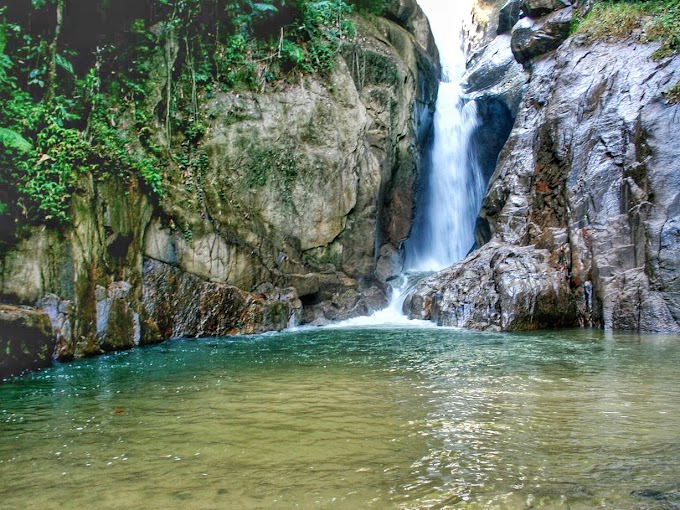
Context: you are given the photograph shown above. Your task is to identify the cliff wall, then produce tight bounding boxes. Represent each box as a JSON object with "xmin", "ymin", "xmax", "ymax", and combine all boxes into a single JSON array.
[{"xmin": 0, "ymin": 1, "xmax": 438, "ymax": 376}]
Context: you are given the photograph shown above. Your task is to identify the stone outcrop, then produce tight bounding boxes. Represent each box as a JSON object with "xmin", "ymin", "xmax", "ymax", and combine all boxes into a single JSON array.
[
  {"xmin": 0, "ymin": 304, "xmax": 55, "ymax": 379},
  {"xmin": 142, "ymin": 259, "xmax": 301, "ymax": 338},
  {"xmin": 497, "ymin": 0, "xmax": 523, "ymax": 35},
  {"xmin": 404, "ymin": 242, "xmax": 580, "ymax": 330},
  {"xmin": 521, "ymin": 0, "xmax": 571, "ymax": 18},
  {"xmin": 510, "ymin": 7, "xmax": 572, "ymax": 65},
  {"xmin": 406, "ymin": 1, "xmax": 680, "ymax": 333}
]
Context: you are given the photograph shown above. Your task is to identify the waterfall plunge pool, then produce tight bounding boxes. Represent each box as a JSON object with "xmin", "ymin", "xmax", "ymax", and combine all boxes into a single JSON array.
[{"xmin": 1, "ymin": 327, "xmax": 679, "ymax": 509}]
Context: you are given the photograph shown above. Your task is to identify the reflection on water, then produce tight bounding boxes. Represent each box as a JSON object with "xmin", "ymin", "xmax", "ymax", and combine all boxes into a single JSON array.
[{"xmin": 1, "ymin": 328, "xmax": 679, "ymax": 509}]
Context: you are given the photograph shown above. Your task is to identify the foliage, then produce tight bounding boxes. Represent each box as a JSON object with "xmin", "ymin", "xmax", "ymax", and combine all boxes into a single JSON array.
[
  {"xmin": 574, "ymin": 0, "xmax": 680, "ymax": 58},
  {"xmin": 0, "ymin": 127, "xmax": 32, "ymax": 152},
  {"xmin": 16, "ymin": 123, "xmax": 92, "ymax": 223},
  {"xmin": 348, "ymin": 0, "xmax": 386, "ymax": 14}
]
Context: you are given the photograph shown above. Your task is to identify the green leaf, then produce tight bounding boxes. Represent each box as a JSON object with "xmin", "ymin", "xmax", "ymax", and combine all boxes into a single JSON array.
[
  {"xmin": 55, "ymin": 53, "xmax": 74, "ymax": 75},
  {"xmin": 252, "ymin": 3, "xmax": 278, "ymax": 13},
  {"xmin": 0, "ymin": 127, "xmax": 33, "ymax": 152}
]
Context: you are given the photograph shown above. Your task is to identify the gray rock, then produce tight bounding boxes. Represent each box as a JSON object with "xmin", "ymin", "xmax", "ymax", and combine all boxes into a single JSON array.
[
  {"xmin": 385, "ymin": 0, "xmax": 439, "ymax": 64},
  {"xmin": 404, "ymin": 243, "xmax": 580, "ymax": 330},
  {"xmin": 142, "ymin": 258, "xmax": 302, "ymax": 338},
  {"xmin": 511, "ymin": 7, "xmax": 572, "ymax": 64},
  {"xmin": 521, "ymin": 0, "xmax": 571, "ymax": 18},
  {"xmin": 464, "ymin": 33, "xmax": 528, "ymax": 205},
  {"xmin": 375, "ymin": 244, "xmax": 403, "ymax": 283},
  {"xmin": 465, "ymin": 33, "xmax": 529, "ymax": 118},
  {"xmin": 475, "ymin": 37, "xmax": 680, "ymax": 332},
  {"xmin": 37, "ymin": 294, "xmax": 73, "ymax": 359},
  {"xmin": 498, "ymin": 0, "xmax": 523, "ymax": 34},
  {"xmin": 301, "ymin": 285, "xmax": 387, "ymax": 325}
]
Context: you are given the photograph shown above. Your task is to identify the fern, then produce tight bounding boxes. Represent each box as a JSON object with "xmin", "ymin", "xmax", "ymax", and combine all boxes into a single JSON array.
[
  {"xmin": 252, "ymin": 2, "xmax": 278, "ymax": 13},
  {"xmin": 0, "ymin": 127, "xmax": 32, "ymax": 152}
]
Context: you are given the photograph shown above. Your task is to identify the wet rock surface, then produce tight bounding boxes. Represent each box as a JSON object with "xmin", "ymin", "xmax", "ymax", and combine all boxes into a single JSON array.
[
  {"xmin": 404, "ymin": 243, "xmax": 580, "ymax": 330},
  {"xmin": 510, "ymin": 7, "xmax": 572, "ymax": 64},
  {"xmin": 497, "ymin": 0, "xmax": 523, "ymax": 35}
]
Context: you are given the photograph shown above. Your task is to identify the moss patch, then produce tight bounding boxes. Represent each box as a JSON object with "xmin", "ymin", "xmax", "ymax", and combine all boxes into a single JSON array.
[
  {"xmin": 665, "ymin": 81, "xmax": 680, "ymax": 103},
  {"xmin": 246, "ymin": 144, "xmax": 302, "ymax": 188}
]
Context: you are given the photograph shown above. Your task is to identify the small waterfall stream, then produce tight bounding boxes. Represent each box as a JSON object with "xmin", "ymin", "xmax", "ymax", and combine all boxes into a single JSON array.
[{"xmin": 404, "ymin": 0, "xmax": 484, "ymax": 272}]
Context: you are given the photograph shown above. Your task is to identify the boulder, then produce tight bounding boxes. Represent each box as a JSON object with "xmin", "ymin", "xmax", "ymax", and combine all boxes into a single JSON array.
[
  {"xmin": 511, "ymin": 7, "xmax": 572, "ymax": 64},
  {"xmin": 521, "ymin": 0, "xmax": 571, "ymax": 18},
  {"xmin": 375, "ymin": 243, "xmax": 404, "ymax": 283},
  {"xmin": 403, "ymin": 243, "xmax": 580, "ymax": 330},
  {"xmin": 302, "ymin": 286, "xmax": 387, "ymax": 325},
  {"xmin": 0, "ymin": 304, "xmax": 55, "ymax": 379}
]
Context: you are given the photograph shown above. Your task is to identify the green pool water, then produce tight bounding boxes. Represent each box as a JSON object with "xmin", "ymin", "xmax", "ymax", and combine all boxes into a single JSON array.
[{"xmin": 1, "ymin": 326, "xmax": 679, "ymax": 509}]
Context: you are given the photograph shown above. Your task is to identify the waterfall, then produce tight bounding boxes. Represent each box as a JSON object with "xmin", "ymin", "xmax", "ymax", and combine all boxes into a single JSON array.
[
  {"xmin": 404, "ymin": 0, "xmax": 484, "ymax": 272},
  {"xmin": 328, "ymin": 0, "xmax": 483, "ymax": 328}
]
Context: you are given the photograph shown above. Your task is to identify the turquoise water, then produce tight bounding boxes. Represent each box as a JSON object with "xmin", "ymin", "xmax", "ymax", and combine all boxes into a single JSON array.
[{"xmin": 1, "ymin": 326, "xmax": 679, "ymax": 509}]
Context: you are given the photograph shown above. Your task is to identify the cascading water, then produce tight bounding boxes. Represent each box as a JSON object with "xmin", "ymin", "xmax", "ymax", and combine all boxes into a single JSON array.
[
  {"xmin": 331, "ymin": 0, "xmax": 484, "ymax": 327},
  {"xmin": 404, "ymin": 0, "xmax": 485, "ymax": 272}
]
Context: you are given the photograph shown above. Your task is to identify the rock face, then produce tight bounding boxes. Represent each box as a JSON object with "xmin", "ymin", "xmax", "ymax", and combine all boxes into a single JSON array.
[
  {"xmin": 479, "ymin": 38, "xmax": 680, "ymax": 332},
  {"xmin": 404, "ymin": 243, "xmax": 580, "ymax": 330},
  {"xmin": 406, "ymin": 1, "xmax": 680, "ymax": 333},
  {"xmin": 521, "ymin": 0, "xmax": 571, "ymax": 18},
  {"xmin": 0, "ymin": 10, "xmax": 439, "ymax": 369},
  {"xmin": 0, "ymin": 305, "xmax": 55, "ymax": 379},
  {"xmin": 497, "ymin": 0, "xmax": 522, "ymax": 35},
  {"xmin": 142, "ymin": 259, "xmax": 301, "ymax": 338}
]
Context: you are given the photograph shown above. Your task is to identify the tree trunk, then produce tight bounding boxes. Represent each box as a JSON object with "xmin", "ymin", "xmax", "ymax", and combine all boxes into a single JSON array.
[{"xmin": 45, "ymin": 0, "xmax": 65, "ymax": 104}]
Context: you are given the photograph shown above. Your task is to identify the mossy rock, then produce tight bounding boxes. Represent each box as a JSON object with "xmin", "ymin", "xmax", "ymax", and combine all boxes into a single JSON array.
[{"xmin": 0, "ymin": 304, "xmax": 55, "ymax": 379}]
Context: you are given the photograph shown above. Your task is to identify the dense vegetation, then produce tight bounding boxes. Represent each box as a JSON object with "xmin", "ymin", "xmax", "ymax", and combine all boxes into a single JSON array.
[{"xmin": 0, "ymin": 0, "xmax": 385, "ymax": 246}]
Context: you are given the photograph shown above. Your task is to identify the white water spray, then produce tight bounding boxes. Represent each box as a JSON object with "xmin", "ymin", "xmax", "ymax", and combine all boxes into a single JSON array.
[
  {"xmin": 327, "ymin": 275, "xmax": 434, "ymax": 328},
  {"xmin": 404, "ymin": 0, "xmax": 484, "ymax": 272}
]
